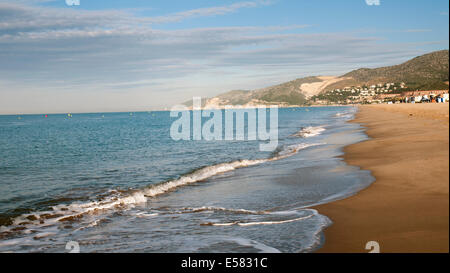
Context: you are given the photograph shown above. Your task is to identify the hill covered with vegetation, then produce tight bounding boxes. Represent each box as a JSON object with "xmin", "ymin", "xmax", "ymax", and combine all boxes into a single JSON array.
[
  {"xmin": 183, "ymin": 50, "xmax": 449, "ymax": 107},
  {"xmin": 339, "ymin": 50, "xmax": 449, "ymax": 91}
]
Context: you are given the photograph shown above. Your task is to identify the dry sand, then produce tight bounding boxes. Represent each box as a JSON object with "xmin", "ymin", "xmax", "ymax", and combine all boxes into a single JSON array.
[
  {"xmin": 316, "ymin": 103, "xmax": 449, "ymax": 253},
  {"xmin": 300, "ymin": 76, "xmax": 350, "ymax": 98}
]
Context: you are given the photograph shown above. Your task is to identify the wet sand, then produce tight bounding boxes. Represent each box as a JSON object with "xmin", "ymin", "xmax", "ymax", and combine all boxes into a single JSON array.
[{"xmin": 316, "ymin": 103, "xmax": 449, "ymax": 253}]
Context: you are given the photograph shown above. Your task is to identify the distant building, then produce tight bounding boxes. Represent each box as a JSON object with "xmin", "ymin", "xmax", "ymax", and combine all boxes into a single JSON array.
[
  {"xmin": 402, "ymin": 90, "xmax": 449, "ymax": 97},
  {"xmin": 360, "ymin": 90, "xmax": 370, "ymax": 96}
]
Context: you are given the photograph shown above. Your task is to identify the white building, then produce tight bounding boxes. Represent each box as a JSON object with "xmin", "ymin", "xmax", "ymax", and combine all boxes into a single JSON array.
[{"xmin": 360, "ymin": 90, "xmax": 370, "ymax": 96}]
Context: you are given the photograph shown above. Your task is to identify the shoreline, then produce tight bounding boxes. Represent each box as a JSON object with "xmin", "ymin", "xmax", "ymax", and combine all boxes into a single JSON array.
[{"xmin": 315, "ymin": 103, "xmax": 449, "ymax": 253}]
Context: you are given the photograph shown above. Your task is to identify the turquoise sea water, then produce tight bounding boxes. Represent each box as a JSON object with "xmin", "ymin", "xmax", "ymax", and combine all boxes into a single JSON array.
[{"xmin": 0, "ymin": 106, "xmax": 373, "ymax": 252}]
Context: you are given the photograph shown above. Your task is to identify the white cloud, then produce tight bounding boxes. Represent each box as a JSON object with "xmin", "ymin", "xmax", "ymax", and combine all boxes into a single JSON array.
[
  {"xmin": 0, "ymin": 0, "xmax": 438, "ymax": 114},
  {"xmin": 140, "ymin": 0, "xmax": 272, "ymax": 24}
]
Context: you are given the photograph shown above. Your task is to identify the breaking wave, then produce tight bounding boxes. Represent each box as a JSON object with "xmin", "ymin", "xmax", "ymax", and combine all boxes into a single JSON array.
[
  {"xmin": 334, "ymin": 108, "xmax": 357, "ymax": 120},
  {"xmin": 292, "ymin": 126, "xmax": 326, "ymax": 138},
  {"xmin": 0, "ymin": 142, "xmax": 324, "ymax": 238},
  {"xmin": 192, "ymin": 207, "xmax": 319, "ymax": 226}
]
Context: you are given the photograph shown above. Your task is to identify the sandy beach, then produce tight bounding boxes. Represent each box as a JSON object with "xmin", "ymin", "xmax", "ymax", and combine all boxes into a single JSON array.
[{"xmin": 316, "ymin": 103, "xmax": 449, "ymax": 253}]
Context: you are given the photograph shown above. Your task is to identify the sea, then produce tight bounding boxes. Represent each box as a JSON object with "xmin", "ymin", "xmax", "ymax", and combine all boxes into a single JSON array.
[{"xmin": 0, "ymin": 106, "xmax": 374, "ymax": 253}]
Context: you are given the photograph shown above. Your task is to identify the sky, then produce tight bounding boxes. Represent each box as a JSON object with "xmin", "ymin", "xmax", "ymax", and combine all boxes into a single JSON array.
[{"xmin": 0, "ymin": 0, "xmax": 448, "ymax": 114}]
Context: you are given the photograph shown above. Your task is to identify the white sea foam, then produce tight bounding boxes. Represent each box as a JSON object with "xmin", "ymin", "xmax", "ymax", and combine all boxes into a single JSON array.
[
  {"xmin": 1, "ymin": 142, "xmax": 323, "ymax": 236},
  {"xmin": 134, "ymin": 212, "xmax": 159, "ymax": 217},
  {"xmin": 292, "ymin": 126, "xmax": 326, "ymax": 138},
  {"xmin": 141, "ymin": 159, "xmax": 266, "ymax": 198},
  {"xmin": 179, "ymin": 206, "xmax": 266, "ymax": 215},
  {"xmin": 205, "ymin": 208, "xmax": 318, "ymax": 226},
  {"xmin": 335, "ymin": 108, "xmax": 357, "ymax": 120},
  {"xmin": 188, "ymin": 207, "xmax": 328, "ymax": 252},
  {"xmin": 32, "ymin": 232, "xmax": 56, "ymax": 239},
  {"xmin": 134, "ymin": 142, "xmax": 321, "ymax": 202}
]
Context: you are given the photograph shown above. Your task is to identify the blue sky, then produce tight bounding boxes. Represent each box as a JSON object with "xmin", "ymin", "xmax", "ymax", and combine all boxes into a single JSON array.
[{"xmin": 0, "ymin": 0, "xmax": 448, "ymax": 114}]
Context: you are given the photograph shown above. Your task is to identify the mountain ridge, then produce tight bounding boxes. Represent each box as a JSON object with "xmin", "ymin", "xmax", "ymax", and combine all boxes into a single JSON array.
[{"xmin": 183, "ymin": 50, "xmax": 449, "ymax": 108}]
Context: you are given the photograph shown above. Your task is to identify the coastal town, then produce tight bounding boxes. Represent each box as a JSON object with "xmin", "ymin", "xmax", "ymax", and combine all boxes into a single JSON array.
[{"xmin": 311, "ymin": 82, "xmax": 449, "ymax": 105}]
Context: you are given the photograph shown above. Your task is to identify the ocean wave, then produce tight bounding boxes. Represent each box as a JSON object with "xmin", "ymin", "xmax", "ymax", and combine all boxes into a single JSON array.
[
  {"xmin": 178, "ymin": 206, "xmax": 267, "ymax": 215},
  {"xmin": 201, "ymin": 208, "xmax": 318, "ymax": 227},
  {"xmin": 334, "ymin": 108, "xmax": 357, "ymax": 119},
  {"xmin": 0, "ymin": 142, "xmax": 324, "ymax": 238},
  {"xmin": 292, "ymin": 126, "xmax": 326, "ymax": 138}
]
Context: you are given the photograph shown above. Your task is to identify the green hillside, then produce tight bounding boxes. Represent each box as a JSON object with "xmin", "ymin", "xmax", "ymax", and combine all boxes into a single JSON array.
[
  {"xmin": 253, "ymin": 76, "xmax": 321, "ymax": 105},
  {"xmin": 341, "ymin": 49, "xmax": 449, "ymax": 91},
  {"xmin": 183, "ymin": 50, "xmax": 449, "ymax": 107}
]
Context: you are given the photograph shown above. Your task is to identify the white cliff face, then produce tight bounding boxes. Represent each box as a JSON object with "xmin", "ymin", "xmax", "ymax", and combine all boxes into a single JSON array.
[
  {"xmin": 203, "ymin": 97, "xmax": 222, "ymax": 109},
  {"xmin": 186, "ymin": 75, "xmax": 353, "ymax": 109}
]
